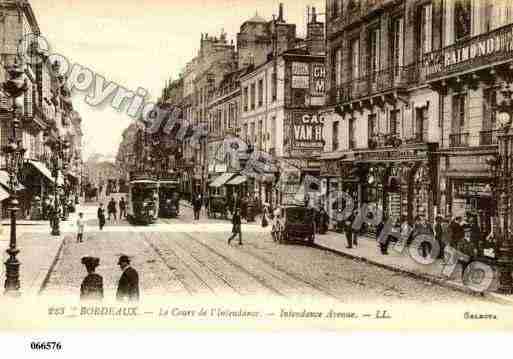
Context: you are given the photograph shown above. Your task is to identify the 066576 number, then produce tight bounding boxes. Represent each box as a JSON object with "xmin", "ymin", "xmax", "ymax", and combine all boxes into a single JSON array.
[{"xmin": 30, "ymin": 342, "xmax": 62, "ymax": 351}]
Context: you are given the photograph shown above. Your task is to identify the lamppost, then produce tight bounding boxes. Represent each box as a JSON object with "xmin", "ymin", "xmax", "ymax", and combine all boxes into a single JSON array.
[
  {"xmin": 491, "ymin": 84, "xmax": 513, "ymax": 294},
  {"xmin": 44, "ymin": 133, "xmax": 70, "ymax": 236},
  {"xmin": 2, "ymin": 58, "xmax": 28, "ymax": 295}
]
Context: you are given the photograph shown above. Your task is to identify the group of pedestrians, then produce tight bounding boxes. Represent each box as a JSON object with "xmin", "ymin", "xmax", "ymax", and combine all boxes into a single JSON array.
[
  {"xmin": 80, "ymin": 255, "xmax": 139, "ymax": 302},
  {"xmin": 96, "ymin": 197, "xmax": 127, "ymax": 230}
]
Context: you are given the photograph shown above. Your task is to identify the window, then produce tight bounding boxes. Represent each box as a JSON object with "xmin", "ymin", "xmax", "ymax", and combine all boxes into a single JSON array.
[
  {"xmin": 391, "ymin": 17, "xmax": 404, "ymax": 76},
  {"xmin": 258, "ymin": 79, "xmax": 263, "ymax": 107},
  {"xmin": 455, "ymin": 0, "xmax": 471, "ymax": 41},
  {"xmin": 348, "ymin": 118, "xmax": 356, "ymax": 149},
  {"xmin": 250, "ymin": 83, "xmax": 256, "ymax": 110},
  {"xmin": 271, "ymin": 71, "xmax": 277, "ymax": 101},
  {"xmin": 243, "ymin": 87, "xmax": 248, "ymax": 111},
  {"xmin": 415, "ymin": 108, "xmax": 426, "ymax": 141},
  {"xmin": 243, "ymin": 124, "xmax": 248, "ymax": 141},
  {"xmin": 271, "ymin": 116, "xmax": 276, "ymax": 149},
  {"xmin": 368, "ymin": 114, "xmax": 377, "ymax": 138},
  {"xmin": 453, "ymin": 94, "xmax": 466, "ymax": 129},
  {"xmin": 483, "ymin": 88, "xmax": 497, "ymax": 130},
  {"xmin": 332, "ymin": 121, "xmax": 339, "ymax": 150},
  {"xmin": 331, "ymin": 0, "xmax": 339, "ymax": 18},
  {"xmin": 335, "ymin": 48, "xmax": 342, "ymax": 87},
  {"xmin": 390, "ymin": 109, "xmax": 399, "ymax": 135},
  {"xmin": 250, "ymin": 122, "xmax": 255, "ymax": 143},
  {"xmin": 350, "ymin": 38, "xmax": 359, "ymax": 80},
  {"xmin": 369, "ymin": 27, "xmax": 380, "ymax": 80},
  {"xmin": 418, "ymin": 3, "xmax": 432, "ymax": 59},
  {"xmin": 258, "ymin": 120, "xmax": 263, "ymax": 149}
]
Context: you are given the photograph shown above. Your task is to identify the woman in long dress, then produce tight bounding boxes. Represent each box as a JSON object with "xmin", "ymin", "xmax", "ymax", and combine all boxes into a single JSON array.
[{"xmin": 80, "ymin": 257, "xmax": 104, "ymax": 301}]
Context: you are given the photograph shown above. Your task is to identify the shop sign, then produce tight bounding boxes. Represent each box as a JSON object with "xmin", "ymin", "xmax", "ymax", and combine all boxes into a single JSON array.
[
  {"xmin": 453, "ymin": 180, "xmax": 491, "ymax": 198},
  {"xmin": 291, "ymin": 111, "xmax": 325, "ymax": 150},
  {"xmin": 310, "ymin": 64, "xmax": 325, "ymax": 96},
  {"xmin": 292, "ymin": 76, "xmax": 309, "ymax": 89},
  {"xmin": 292, "ymin": 62, "xmax": 309, "ymax": 76},
  {"xmin": 422, "ymin": 24, "xmax": 513, "ymax": 79},
  {"xmin": 320, "ymin": 160, "xmax": 339, "ymax": 177},
  {"xmin": 354, "ymin": 148, "xmax": 429, "ymax": 162}
]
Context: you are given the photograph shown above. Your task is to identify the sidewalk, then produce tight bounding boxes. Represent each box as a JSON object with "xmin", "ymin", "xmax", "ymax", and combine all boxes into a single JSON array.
[
  {"xmin": 0, "ymin": 205, "xmax": 88, "ymax": 297},
  {"xmin": 314, "ymin": 231, "xmax": 513, "ymax": 305}
]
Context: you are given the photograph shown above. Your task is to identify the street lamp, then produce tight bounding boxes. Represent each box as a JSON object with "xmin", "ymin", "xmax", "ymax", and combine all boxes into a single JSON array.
[
  {"xmin": 44, "ymin": 133, "xmax": 70, "ymax": 236},
  {"xmin": 2, "ymin": 58, "xmax": 28, "ymax": 295},
  {"xmin": 492, "ymin": 86, "xmax": 513, "ymax": 294}
]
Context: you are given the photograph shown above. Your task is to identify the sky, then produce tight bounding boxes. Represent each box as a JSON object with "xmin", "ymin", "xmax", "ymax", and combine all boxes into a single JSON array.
[{"xmin": 31, "ymin": 0, "xmax": 325, "ymax": 160}]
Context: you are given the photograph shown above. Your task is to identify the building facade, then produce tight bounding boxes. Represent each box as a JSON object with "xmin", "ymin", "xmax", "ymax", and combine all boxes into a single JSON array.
[
  {"xmin": 0, "ymin": 0, "xmax": 83, "ymax": 219},
  {"xmin": 323, "ymin": 0, "xmax": 513, "ymax": 238}
]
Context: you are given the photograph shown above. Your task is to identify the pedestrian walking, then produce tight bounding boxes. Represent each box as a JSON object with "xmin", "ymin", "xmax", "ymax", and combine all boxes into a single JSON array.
[
  {"xmin": 116, "ymin": 255, "xmax": 140, "ymax": 302},
  {"xmin": 412, "ymin": 214, "xmax": 434, "ymax": 258},
  {"xmin": 193, "ymin": 193, "xmax": 202, "ymax": 220},
  {"xmin": 119, "ymin": 197, "xmax": 127, "ymax": 219},
  {"xmin": 97, "ymin": 203, "xmax": 106, "ymax": 230},
  {"xmin": 377, "ymin": 218, "xmax": 389, "ymax": 254},
  {"xmin": 344, "ymin": 211, "xmax": 354, "ymax": 249},
  {"xmin": 76, "ymin": 212, "xmax": 86, "ymax": 243},
  {"xmin": 261, "ymin": 203, "xmax": 269, "ymax": 228},
  {"xmin": 107, "ymin": 198, "xmax": 117, "ymax": 221},
  {"xmin": 80, "ymin": 256, "xmax": 104, "ymax": 301},
  {"xmin": 434, "ymin": 216, "xmax": 444, "ymax": 259},
  {"xmin": 449, "ymin": 216, "xmax": 465, "ymax": 250},
  {"xmin": 228, "ymin": 207, "xmax": 242, "ymax": 246},
  {"xmin": 271, "ymin": 206, "xmax": 282, "ymax": 242}
]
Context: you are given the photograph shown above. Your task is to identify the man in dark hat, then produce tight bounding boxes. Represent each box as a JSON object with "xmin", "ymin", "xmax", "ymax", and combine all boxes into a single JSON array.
[
  {"xmin": 80, "ymin": 257, "xmax": 104, "ymax": 301},
  {"xmin": 116, "ymin": 255, "xmax": 140, "ymax": 302}
]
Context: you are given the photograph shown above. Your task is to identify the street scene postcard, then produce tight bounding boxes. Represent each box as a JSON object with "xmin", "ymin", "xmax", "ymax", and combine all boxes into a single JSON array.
[{"xmin": 2, "ymin": 0, "xmax": 513, "ymax": 334}]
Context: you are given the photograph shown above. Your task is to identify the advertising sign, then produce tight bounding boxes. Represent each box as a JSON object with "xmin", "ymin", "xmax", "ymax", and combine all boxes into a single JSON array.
[
  {"xmin": 310, "ymin": 64, "xmax": 326, "ymax": 96},
  {"xmin": 291, "ymin": 111, "xmax": 325, "ymax": 150}
]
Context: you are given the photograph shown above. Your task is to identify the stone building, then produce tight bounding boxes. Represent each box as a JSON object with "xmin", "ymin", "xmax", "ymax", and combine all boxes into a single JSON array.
[
  {"xmin": 0, "ymin": 0, "xmax": 82, "ymax": 219},
  {"xmin": 239, "ymin": 8, "xmax": 326, "ymax": 206},
  {"xmin": 322, "ymin": 0, "xmax": 513, "ymax": 236}
]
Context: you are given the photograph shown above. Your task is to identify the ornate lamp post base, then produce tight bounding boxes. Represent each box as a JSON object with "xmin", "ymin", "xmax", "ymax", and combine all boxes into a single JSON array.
[{"xmin": 4, "ymin": 248, "xmax": 21, "ymax": 296}]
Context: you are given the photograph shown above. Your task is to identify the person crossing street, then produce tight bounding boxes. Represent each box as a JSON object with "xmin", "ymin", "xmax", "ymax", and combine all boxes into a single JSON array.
[{"xmin": 228, "ymin": 207, "xmax": 242, "ymax": 246}]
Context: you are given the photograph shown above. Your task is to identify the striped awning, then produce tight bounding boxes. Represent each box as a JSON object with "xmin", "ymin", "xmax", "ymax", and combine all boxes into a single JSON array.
[
  {"xmin": 209, "ymin": 172, "xmax": 236, "ymax": 188},
  {"xmin": 0, "ymin": 185, "xmax": 10, "ymax": 202},
  {"xmin": 226, "ymin": 175, "xmax": 247, "ymax": 186}
]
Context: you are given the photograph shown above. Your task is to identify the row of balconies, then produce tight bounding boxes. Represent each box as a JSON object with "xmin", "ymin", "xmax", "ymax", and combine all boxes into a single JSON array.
[
  {"xmin": 328, "ymin": 65, "xmax": 419, "ymax": 106},
  {"xmin": 332, "ymin": 128, "xmax": 500, "ymax": 153},
  {"xmin": 449, "ymin": 130, "xmax": 500, "ymax": 147}
]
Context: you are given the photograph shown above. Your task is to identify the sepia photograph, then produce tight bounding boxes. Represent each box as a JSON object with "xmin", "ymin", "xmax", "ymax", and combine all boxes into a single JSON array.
[{"xmin": 1, "ymin": 0, "xmax": 513, "ymax": 344}]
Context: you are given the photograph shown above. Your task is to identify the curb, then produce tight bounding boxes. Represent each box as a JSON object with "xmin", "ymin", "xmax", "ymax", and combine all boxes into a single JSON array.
[
  {"xmin": 34, "ymin": 236, "xmax": 66, "ymax": 296},
  {"xmin": 312, "ymin": 242, "xmax": 511, "ymax": 305}
]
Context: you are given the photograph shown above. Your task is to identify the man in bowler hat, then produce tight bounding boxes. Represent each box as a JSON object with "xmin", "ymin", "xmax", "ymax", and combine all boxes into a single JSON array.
[{"xmin": 116, "ymin": 255, "xmax": 140, "ymax": 302}]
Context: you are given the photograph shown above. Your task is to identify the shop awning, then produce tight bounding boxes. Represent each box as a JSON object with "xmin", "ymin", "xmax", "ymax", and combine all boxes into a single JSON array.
[
  {"xmin": 0, "ymin": 170, "xmax": 25, "ymax": 191},
  {"xmin": 209, "ymin": 172, "xmax": 236, "ymax": 188},
  {"xmin": 28, "ymin": 160, "xmax": 54, "ymax": 183},
  {"xmin": 0, "ymin": 185, "xmax": 10, "ymax": 202},
  {"xmin": 226, "ymin": 175, "xmax": 247, "ymax": 186},
  {"xmin": 27, "ymin": 161, "xmax": 65, "ymax": 186},
  {"xmin": 320, "ymin": 152, "xmax": 348, "ymax": 160}
]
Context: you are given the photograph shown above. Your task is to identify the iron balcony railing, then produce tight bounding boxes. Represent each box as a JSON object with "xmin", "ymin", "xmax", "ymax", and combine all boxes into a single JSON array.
[
  {"xmin": 328, "ymin": 65, "xmax": 418, "ymax": 105},
  {"xmin": 479, "ymin": 130, "xmax": 500, "ymax": 146},
  {"xmin": 449, "ymin": 132, "xmax": 470, "ymax": 147}
]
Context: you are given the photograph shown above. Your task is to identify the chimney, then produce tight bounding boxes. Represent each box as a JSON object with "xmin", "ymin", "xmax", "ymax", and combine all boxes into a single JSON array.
[
  {"xmin": 306, "ymin": 6, "xmax": 325, "ymax": 55},
  {"xmin": 278, "ymin": 3, "xmax": 284, "ymax": 22}
]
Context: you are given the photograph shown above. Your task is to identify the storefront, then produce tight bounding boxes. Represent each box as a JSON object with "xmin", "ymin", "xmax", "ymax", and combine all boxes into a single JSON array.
[{"xmin": 350, "ymin": 144, "xmax": 438, "ymax": 233}]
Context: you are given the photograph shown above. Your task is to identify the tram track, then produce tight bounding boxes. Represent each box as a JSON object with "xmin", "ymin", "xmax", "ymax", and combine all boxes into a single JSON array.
[{"xmin": 183, "ymin": 232, "xmax": 343, "ymax": 302}]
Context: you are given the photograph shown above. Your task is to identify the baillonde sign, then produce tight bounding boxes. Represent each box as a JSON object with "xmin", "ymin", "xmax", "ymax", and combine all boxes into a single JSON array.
[{"xmin": 422, "ymin": 24, "xmax": 513, "ymax": 80}]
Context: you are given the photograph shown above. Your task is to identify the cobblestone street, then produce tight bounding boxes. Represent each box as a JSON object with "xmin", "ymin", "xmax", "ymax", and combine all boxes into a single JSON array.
[{"xmin": 38, "ymin": 203, "xmax": 500, "ymax": 305}]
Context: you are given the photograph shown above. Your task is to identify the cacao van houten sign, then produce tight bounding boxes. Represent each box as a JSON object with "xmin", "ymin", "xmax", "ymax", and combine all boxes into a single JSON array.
[
  {"xmin": 291, "ymin": 111, "xmax": 325, "ymax": 150},
  {"xmin": 422, "ymin": 24, "xmax": 513, "ymax": 80}
]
